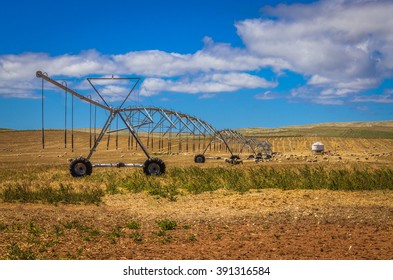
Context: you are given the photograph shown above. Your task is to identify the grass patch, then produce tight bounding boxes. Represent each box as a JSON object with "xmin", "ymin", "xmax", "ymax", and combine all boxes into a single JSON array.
[
  {"xmin": 6, "ymin": 242, "xmax": 36, "ymax": 260},
  {"xmin": 126, "ymin": 221, "xmax": 141, "ymax": 230},
  {"xmin": 187, "ymin": 233, "xmax": 197, "ymax": 242},
  {"xmin": 1, "ymin": 182, "xmax": 104, "ymax": 204},
  {"xmin": 156, "ymin": 219, "xmax": 177, "ymax": 231},
  {"xmin": 1, "ymin": 165, "xmax": 392, "ymax": 205},
  {"xmin": 129, "ymin": 232, "xmax": 143, "ymax": 244},
  {"xmin": 109, "ymin": 226, "xmax": 124, "ymax": 239},
  {"xmin": 27, "ymin": 221, "xmax": 43, "ymax": 237},
  {"xmin": 165, "ymin": 166, "xmax": 393, "ymax": 192}
]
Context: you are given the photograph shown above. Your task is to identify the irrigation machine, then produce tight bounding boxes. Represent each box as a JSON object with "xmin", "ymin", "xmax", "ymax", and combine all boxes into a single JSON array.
[
  {"xmin": 193, "ymin": 129, "xmax": 272, "ymax": 164},
  {"xmin": 36, "ymin": 71, "xmax": 272, "ymax": 177}
]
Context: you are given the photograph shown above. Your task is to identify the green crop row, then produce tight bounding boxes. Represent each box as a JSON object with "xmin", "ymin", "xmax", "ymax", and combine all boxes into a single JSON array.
[
  {"xmin": 165, "ymin": 166, "xmax": 393, "ymax": 193},
  {"xmin": 1, "ymin": 165, "xmax": 392, "ymax": 204}
]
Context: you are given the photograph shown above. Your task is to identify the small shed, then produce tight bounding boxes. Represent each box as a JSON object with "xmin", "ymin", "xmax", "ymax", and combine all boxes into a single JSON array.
[{"xmin": 311, "ymin": 142, "xmax": 325, "ymax": 154}]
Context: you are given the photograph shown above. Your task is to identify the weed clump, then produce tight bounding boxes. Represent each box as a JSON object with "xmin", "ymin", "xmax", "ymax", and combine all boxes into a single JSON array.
[
  {"xmin": 6, "ymin": 242, "xmax": 36, "ymax": 260},
  {"xmin": 156, "ymin": 219, "xmax": 177, "ymax": 231},
  {"xmin": 126, "ymin": 221, "xmax": 141, "ymax": 230}
]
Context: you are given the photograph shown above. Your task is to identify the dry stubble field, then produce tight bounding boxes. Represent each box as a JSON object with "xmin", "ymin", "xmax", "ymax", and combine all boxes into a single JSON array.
[{"xmin": 0, "ymin": 130, "xmax": 392, "ymax": 260}]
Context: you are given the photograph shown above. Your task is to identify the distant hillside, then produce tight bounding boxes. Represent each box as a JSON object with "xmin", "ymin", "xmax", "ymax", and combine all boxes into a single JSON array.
[
  {"xmin": 238, "ymin": 121, "xmax": 393, "ymax": 138},
  {"xmin": 2, "ymin": 121, "xmax": 393, "ymax": 138},
  {"xmin": 0, "ymin": 128, "xmax": 14, "ymax": 132}
]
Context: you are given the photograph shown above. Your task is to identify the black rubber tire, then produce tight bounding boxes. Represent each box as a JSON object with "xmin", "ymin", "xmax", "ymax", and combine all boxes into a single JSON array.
[
  {"xmin": 143, "ymin": 158, "xmax": 166, "ymax": 175},
  {"xmin": 69, "ymin": 157, "xmax": 93, "ymax": 177},
  {"xmin": 194, "ymin": 154, "xmax": 206, "ymax": 163},
  {"xmin": 230, "ymin": 155, "xmax": 242, "ymax": 164},
  {"xmin": 230, "ymin": 155, "xmax": 240, "ymax": 160}
]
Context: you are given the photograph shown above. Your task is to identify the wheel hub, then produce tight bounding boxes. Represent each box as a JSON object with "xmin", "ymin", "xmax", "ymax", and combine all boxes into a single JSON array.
[
  {"xmin": 74, "ymin": 162, "xmax": 87, "ymax": 176},
  {"xmin": 147, "ymin": 162, "xmax": 160, "ymax": 175}
]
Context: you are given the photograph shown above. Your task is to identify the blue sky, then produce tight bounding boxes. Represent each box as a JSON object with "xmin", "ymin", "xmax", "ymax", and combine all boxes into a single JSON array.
[{"xmin": 0, "ymin": 0, "xmax": 392, "ymax": 130}]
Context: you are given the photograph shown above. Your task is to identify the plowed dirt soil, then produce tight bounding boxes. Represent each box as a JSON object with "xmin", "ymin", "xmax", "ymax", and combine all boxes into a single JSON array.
[
  {"xmin": 0, "ymin": 131, "xmax": 392, "ymax": 259},
  {"xmin": 1, "ymin": 189, "xmax": 392, "ymax": 260}
]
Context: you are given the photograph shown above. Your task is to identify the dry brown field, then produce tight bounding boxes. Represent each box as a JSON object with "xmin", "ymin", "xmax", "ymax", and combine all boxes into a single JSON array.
[{"xmin": 0, "ymin": 130, "xmax": 392, "ymax": 260}]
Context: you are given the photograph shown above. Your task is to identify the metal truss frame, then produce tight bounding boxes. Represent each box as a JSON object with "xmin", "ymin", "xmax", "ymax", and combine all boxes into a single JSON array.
[
  {"xmin": 36, "ymin": 71, "xmax": 165, "ymax": 176},
  {"xmin": 194, "ymin": 128, "xmax": 272, "ymax": 164},
  {"xmin": 36, "ymin": 70, "xmax": 273, "ymax": 175}
]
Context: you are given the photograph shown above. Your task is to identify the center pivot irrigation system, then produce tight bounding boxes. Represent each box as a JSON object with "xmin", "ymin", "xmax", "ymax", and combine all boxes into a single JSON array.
[
  {"xmin": 193, "ymin": 129, "xmax": 272, "ymax": 164},
  {"xmin": 36, "ymin": 71, "xmax": 272, "ymax": 177}
]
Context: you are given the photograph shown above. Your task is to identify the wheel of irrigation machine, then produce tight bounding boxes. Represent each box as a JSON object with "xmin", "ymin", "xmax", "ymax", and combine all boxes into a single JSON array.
[
  {"xmin": 69, "ymin": 157, "xmax": 93, "ymax": 177},
  {"xmin": 230, "ymin": 155, "xmax": 242, "ymax": 164},
  {"xmin": 194, "ymin": 154, "xmax": 206, "ymax": 163},
  {"xmin": 143, "ymin": 158, "xmax": 166, "ymax": 176}
]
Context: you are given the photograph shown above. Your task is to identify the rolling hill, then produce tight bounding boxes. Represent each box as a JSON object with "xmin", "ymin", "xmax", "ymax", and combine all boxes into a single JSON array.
[{"xmin": 237, "ymin": 120, "xmax": 393, "ymax": 138}]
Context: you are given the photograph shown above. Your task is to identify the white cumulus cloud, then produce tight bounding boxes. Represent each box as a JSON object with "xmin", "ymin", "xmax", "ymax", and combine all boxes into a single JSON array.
[
  {"xmin": 139, "ymin": 72, "xmax": 275, "ymax": 97},
  {"xmin": 0, "ymin": 39, "xmax": 277, "ymax": 99},
  {"xmin": 238, "ymin": 0, "xmax": 393, "ymax": 102}
]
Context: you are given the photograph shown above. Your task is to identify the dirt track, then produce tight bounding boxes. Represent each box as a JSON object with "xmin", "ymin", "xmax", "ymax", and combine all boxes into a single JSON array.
[{"xmin": 1, "ymin": 189, "xmax": 392, "ymax": 260}]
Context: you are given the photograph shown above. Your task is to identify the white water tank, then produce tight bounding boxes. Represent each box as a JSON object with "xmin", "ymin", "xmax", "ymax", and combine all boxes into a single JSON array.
[{"xmin": 312, "ymin": 142, "xmax": 325, "ymax": 154}]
